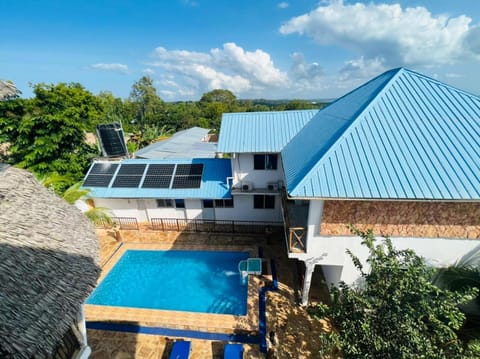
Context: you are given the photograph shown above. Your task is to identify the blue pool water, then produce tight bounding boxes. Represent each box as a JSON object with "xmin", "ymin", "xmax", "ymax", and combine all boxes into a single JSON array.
[{"xmin": 87, "ymin": 250, "xmax": 249, "ymax": 315}]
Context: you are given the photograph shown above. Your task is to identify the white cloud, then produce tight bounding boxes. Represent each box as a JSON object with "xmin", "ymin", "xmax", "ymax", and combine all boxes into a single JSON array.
[
  {"xmin": 280, "ymin": 1, "xmax": 478, "ymax": 67},
  {"xmin": 148, "ymin": 43, "xmax": 288, "ymax": 99},
  {"xmin": 337, "ymin": 56, "xmax": 386, "ymax": 86},
  {"xmin": 278, "ymin": 2, "xmax": 289, "ymax": 9},
  {"xmin": 90, "ymin": 63, "xmax": 129, "ymax": 74},
  {"xmin": 445, "ymin": 72, "xmax": 464, "ymax": 79},
  {"xmin": 143, "ymin": 68, "xmax": 155, "ymax": 75}
]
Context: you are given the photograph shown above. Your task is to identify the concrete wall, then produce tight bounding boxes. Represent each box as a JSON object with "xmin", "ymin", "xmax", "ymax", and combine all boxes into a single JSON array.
[
  {"xmin": 92, "ymin": 196, "xmax": 282, "ymax": 223},
  {"xmin": 320, "ymin": 200, "xmax": 480, "ymax": 239},
  {"xmin": 231, "ymin": 153, "xmax": 285, "ymax": 189},
  {"xmin": 225, "ymin": 195, "xmax": 283, "ymax": 222},
  {"xmin": 294, "ymin": 199, "xmax": 480, "ymax": 287}
]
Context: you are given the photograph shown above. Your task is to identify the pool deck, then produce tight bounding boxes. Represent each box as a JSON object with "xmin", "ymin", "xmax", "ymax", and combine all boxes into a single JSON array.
[
  {"xmin": 87, "ymin": 228, "xmax": 331, "ymax": 359},
  {"xmin": 86, "ymin": 241, "xmax": 260, "ymax": 334}
]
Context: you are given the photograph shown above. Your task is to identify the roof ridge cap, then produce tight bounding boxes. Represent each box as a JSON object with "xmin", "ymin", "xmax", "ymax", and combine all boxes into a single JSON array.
[{"xmin": 289, "ymin": 68, "xmax": 403, "ymax": 195}]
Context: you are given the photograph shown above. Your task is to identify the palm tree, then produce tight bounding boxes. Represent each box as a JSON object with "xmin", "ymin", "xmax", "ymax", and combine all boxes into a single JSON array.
[
  {"xmin": 432, "ymin": 244, "xmax": 480, "ymax": 340},
  {"xmin": 38, "ymin": 172, "xmax": 113, "ymax": 226}
]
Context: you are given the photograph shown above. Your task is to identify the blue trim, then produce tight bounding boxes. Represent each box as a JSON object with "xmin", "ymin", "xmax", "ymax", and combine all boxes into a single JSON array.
[
  {"xmin": 257, "ymin": 246, "xmax": 279, "ymax": 353},
  {"xmin": 86, "ymin": 322, "xmax": 260, "ymax": 344}
]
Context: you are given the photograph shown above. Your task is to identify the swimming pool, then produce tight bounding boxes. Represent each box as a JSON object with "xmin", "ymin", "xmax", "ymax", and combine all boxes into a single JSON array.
[{"xmin": 87, "ymin": 250, "xmax": 249, "ymax": 315}]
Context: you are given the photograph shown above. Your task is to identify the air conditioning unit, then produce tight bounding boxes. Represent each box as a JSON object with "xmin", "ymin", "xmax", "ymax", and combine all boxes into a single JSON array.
[
  {"xmin": 267, "ymin": 182, "xmax": 279, "ymax": 191},
  {"xmin": 241, "ymin": 181, "xmax": 253, "ymax": 191}
]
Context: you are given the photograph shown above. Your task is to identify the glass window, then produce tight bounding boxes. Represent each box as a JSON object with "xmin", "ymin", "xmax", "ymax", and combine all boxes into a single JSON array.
[
  {"xmin": 156, "ymin": 199, "xmax": 173, "ymax": 208},
  {"xmin": 265, "ymin": 195, "xmax": 275, "ymax": 209},
  {"xmin": 214, "ymin": 198, "xmax": 234, "ymax": 208},
  {"xmin": 254, "ymin": 154, "xmax": 277, "ymax": 170},
  {"xmin": 254, "ymin": 195, "xmax": 275, "ymax": 209},
  {"xmin": 175, "ymin": 199, "xmax": 185, "ymax": 208},
  {"xmin": 265, "ymin": 154, "xmax": 278, "ymax": 170},
  {"xmin": 203, "ymin": 199, "xmax": 214, "ymax": 208},
  {"xmin": 254, "ymin": 195, "xmax": 264, "ymax": 209},
  {"xmin": 253, "ymin": 154, "xmax": 265, "ymax": 170}
]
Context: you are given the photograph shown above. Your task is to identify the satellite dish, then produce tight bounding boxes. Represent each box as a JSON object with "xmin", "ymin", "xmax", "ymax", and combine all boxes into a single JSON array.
[{"xmin": 96, "ymin": 122, "xmax": 128, "ymax": 157}]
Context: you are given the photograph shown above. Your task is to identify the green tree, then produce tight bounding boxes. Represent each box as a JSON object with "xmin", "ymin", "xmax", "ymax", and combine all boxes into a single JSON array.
[
  {"xmin": 314, "ymin": 227, "xmax": 479, "ymax": 359},
  {"xmin": 200, "ymin": 89, "xmax": 236, "ymax": 104},
  {"xmin": 199, "ymin": 89, "xmax": 238, "ymax": 129},
  {"xmin": 128, "ymin": 76, "xmax": 164, "ymax": 128},
  {"xmin": 0, "ymin": 83, "xmax": 101, "ymax": 184}
]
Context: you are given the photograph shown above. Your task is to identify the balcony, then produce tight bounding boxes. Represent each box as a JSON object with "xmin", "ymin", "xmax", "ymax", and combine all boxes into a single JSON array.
[
  {"xmin": 281, "ymin": 191, "xmax": 308, "ymax": 254},
  {"xmin": 231, "ymin": 180, "xmax": 282, "ymax": 195}
]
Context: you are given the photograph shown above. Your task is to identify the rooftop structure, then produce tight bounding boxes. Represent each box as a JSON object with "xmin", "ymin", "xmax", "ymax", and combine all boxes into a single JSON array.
[
  {"xmin": 217, "ymin": 110, "xmax": 319, "ymax": 153},
  {"xmin": 135, "ymin": 127, "xmax": 217, "ymax": 159},
  {"xmin": 0, "ymin": 166, "xmax": 99, "ymax": 358},
  {"xmin": 83, "ymin": 158, "xmax": 232, "ymax": 199},
  {"xmin": 282, "ymin": 68, "xmax": 480, "ymax": 200}
]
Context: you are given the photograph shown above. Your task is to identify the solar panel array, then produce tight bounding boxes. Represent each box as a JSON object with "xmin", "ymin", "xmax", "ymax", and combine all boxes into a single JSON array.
[
  {"xmin": 83, "ymin": 163, "xmax": 119, "ymax": 187},
  {"xmin": 84, "ymin": 163, "xmax": 204, "ymax": 189}
]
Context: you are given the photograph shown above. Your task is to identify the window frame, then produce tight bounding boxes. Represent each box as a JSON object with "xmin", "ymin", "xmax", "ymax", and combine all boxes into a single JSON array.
[
  {"xmin": 156, "ymin": 199, "xmax": 174, "ymax": 208},
  {"xmin": 253, "ymin": 195, "xmax": 275, "ymax": 209},
  {"xmin": 214, "ymin": 198, "xmax": 234, "ymax": 208},
  {"xmin": 253, "ymin": 154, "xmax": 278, "ymax": 170}
]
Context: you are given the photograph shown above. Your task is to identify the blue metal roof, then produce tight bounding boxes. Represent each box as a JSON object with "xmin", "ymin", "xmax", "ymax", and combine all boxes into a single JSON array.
[
  {"xmin": 217, "ymin": 110, "xmax": 319, "ymax": 153},
  {"xmin": 83, "ymin": 158, "xmax": 232, "ymax": 199},
  {"xmin": 282, "ymin": 68, "xmax": 480, "ymax": 200},
  {"xmin": 135, "ymin": 127, "xmax": 217, "ymax": 159}
]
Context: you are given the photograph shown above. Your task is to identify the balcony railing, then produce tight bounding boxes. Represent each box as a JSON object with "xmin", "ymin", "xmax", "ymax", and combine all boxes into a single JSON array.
[{"xmin": 281, "ymin": 191, "xmax": 308, "ymax": 253}]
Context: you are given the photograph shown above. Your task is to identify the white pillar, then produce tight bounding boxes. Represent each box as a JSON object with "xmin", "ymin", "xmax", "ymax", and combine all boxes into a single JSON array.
[
  {"xmin": 75, "ymin": 305, "xmax": 92, "ymax": 359},
  {"xmin": 301, "ymin": 262, "xmax": 315, "ymax": 306}
]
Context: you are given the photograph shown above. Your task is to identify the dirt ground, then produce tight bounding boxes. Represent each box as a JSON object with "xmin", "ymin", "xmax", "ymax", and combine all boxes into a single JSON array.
[{"xmin": 88, "ymin": 228, "xmax": 331, "ymax": 358}]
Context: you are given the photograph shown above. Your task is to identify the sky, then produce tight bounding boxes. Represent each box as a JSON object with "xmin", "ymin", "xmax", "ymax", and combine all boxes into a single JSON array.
[{"xmin": 2, "ymin": 0, "xmax": 480, "ymax": 101}]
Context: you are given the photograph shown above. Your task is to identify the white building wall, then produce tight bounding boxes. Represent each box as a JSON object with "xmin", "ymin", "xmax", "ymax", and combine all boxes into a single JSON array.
[
  {"xmin": 223, "ymin": 195, "xmax": 283, "ymax": 222},
  {"xmin": 293, "ymin": 199, "xmax": 480, "ymax": 288},
  {"xmin": 93, "ymin": 198, "xmax": 141, "ymax": 219},
  {"xmin": 185, "ymin": 199, "xmax": 203, "ymax": 220},
  {"xmin": 232, "ymin": 153, "xmax": 285, "ymax": 189}
]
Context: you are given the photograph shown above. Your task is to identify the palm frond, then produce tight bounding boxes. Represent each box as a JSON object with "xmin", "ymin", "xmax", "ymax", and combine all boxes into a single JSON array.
[
  {"xmin": 84, "ymin": 207, "xmax": 112, "ymax": 225},
  {"xmin": 62, "ymin": 181, "xmax": 90, "ymax": 204}
]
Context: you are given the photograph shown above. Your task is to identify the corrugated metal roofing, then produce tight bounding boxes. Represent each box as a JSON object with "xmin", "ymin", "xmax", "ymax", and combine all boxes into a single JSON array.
[
  {"xmin": 135, "ymin": 127, "xmax": 217, "ymax": 159},
  {"xmin": 282, "ymin": 68, "xmax": 480, "ymax": 200},
  {"xmin": 217, "ymin": 110, "xmax": 319, "ymax": 153},
  {"xmin": 82, "ymin": 158, "xmax": 232, "ymax": 199}
]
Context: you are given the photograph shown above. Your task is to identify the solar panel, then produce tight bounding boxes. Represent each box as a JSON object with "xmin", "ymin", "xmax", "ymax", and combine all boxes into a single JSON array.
[
  {"xmin": 111, "ymin": 175, "xmax": 143, "ymax": 188},
  {"xmin": 146, "ymin": 164, "xmax": 175, "ymax": 176},
  {"xmin": 89, "ymin": 163, "xmax": 119, "ymax": 175},
  {"xmin": 96, "ymin": 123, "xmax": 128, "ymax": 157},
  {"xmin": 142, "ymin": 175, "xmax": 172, "ymax": 188},
  {"xmin": 117, "ymin": 164, "xmax": 147, "ymax": 175},
  {"xmin": 83, "ymin": 174, "xmax": 114, "ymax": 187},
  {"xmin": 171, "ymin": 175, "xmax": 202, "ymax": 189},
  {"xmin": 175, "ymin": 164, "xmax": 203, "ymax": 176}
]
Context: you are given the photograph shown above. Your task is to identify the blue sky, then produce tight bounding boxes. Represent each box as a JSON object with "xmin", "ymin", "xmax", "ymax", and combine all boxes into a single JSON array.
[{"xmin": 2, "ymin": 0, "xmax": 480, "ymax": 100}]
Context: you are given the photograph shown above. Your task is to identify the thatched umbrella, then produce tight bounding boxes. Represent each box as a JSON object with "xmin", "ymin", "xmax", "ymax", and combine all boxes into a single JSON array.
[
  {"xmin": 0, "ymin": 80, "xmax": 20, "ymax": 100},
  {"xmin": 0, "ymin": 165, "xmax": 100, "ymax": 358}
]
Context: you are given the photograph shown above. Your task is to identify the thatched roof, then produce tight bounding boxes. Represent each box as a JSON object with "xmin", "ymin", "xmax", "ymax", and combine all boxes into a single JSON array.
[
  {"xmin": 0, "ymin": 80, "xmax": 20, "ymax": 100},
  {"xmin": 0, "ymin": 166, "xmax": 100, "ymax": 358}
]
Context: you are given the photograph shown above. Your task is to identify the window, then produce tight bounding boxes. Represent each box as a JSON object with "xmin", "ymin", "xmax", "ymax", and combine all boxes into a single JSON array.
[
  {"xmin": 253, "ymin": 195, "xmax": 275, "ymax": 209},
  {"xmin": 203, "ymin": 199, "xmax": 214, "ymax": 208},
  {"xmin": 156, "ymin": 199, "xmax": 174, "ymax": 208},
  {"xmin": 214, "ymin": 198, "xmax": 234, "ymax": 208},
  {"xmin": 254, "ymin": 154, "xmax": 278, "ymax": 170},
  {"xmin": 175, "ymin": 199, "xmax": 185, "ymax": 208}
]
